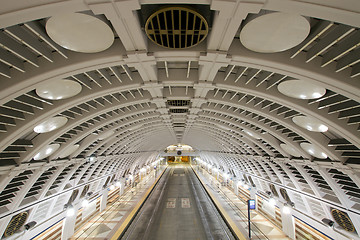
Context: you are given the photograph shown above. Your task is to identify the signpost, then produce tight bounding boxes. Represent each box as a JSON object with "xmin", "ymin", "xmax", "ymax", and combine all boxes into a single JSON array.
[{"xmin": 248, "ymin": 199, "xmax": 256, "ymax": 239}]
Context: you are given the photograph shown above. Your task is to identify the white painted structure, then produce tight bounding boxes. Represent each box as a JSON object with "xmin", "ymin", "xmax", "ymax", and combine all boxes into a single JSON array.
[{"xmin": 0, "ymin": 0, "xmax": 359, "ymax": 239}]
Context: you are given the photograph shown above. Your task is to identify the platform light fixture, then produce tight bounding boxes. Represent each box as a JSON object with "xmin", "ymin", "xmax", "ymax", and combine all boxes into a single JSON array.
[
  {"xmin": 269, "ymin": 198, "xmax": 276, "ymax": 206},
  {"xmin": 322, "ymin": 218, "xmax": 335, "ymax": 228},
  {"xmin": 66, "ymin": 205, "xmax": 75, "ymax": 217},
  {"xmin": 282, "ymin": 204, "xmax": 291, "ymax": 214},
  {"xmin": 81, "ymin": 199, "xmax": 89, "ymax": 208}
]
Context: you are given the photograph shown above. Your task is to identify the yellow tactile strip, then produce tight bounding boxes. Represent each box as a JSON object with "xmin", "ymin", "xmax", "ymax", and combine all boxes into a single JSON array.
[
  {"xmin": 109, "ymin": 168, "xmax": 167, "ymax": 240},
  {"xmin": 70, "ymin": 168, "xmax": 166, "ymax": 240},
  {"xmin": 192, "ymin": 166, "xmax": 247, "ymax": 240},
  {"xmin": 194, "ymin": 166, "xmax": 290, "ymax": 240}
]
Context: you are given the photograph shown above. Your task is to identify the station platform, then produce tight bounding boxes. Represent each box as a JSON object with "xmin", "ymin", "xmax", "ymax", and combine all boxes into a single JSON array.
[
  {"xmin": 69, "ymin": 164, "xmax": 289, "ymax": 240},
  {"xmin": 69, "ymin": 169, "xmax": 164, "ymax": 240},
  {"xmin": 193, "ymin": 166, "xmax": 290, "ymax": 240}
]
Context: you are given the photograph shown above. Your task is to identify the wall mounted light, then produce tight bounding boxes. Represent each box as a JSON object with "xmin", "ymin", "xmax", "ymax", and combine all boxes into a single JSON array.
[
  {"xmin": 282, "ymin": 204, "xmax": 291, "ymax": 214},
  {"xmin": 66, "ymin": 205, "xmax": 75, "ymax": 217},
  {"xmin": 322, "ymin": 218, "xmax": 334, "ymax": 228},
  {"xmin": 24, "ymin": 221, "xmax": 37, "ymax": 231},
  {"xmin": 81, "ymin": 199, "xmax": 89, "ymax": 208},
  {"xmin": 269, "ymin": 198, "xmax": 276, "ymax": 206}
]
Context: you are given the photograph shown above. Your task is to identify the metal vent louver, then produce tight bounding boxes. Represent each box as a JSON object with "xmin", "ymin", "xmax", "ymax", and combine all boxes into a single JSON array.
[
  {"xmin": 269, "ymin": 183, "xmax": 279, "ymax": 197},
  {"xmin": 67, "ymin": 189, "xmax": 79, "ymax": 204},
  {"xmin": 167, "ymin": 100, "xmax": 190, "ymax": 106},
  {"xmin": 280, "ymin": 188, "xmax": 291, "ymax": 203},
  {"xmin": 3, "ymin": 212, "xmax": 28, "ymax": 237},
  {"xmin": 331, "ymin": 208, "xmax": 356, "ymax": 232},
  {"xmin": 80, "ymin": 185, "xmax": 89, "ymax": 198},
  {"xmin": 145, "ymin": 7, "xmax": 208, "ymax": 49},
  {"xmin": 170, "ymin": 109, "xmax": 188, "ymax": 114}
]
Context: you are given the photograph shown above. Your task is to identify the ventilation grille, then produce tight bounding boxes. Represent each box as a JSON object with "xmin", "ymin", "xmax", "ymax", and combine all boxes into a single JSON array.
[
  {"xmin": 67, "ymin": 189, "xmax": 79, "ymax": 204},
  {"xmin": 270, "ymin": 184, "xmax": 279, "ymax": 197},
  {"xmin": 331, "ymin": 208, "xmax": 356, "ymax": 232},
  {"xmin": 168, "ymin": 100, "xmax": 190, "ymax": 106},
  {"xmin": 80, "ymin": 185, "xmax": 89, "ymax": 198},
  {"xmin": 280, "ymin": 188, "xmax": 291, "ymax": 203},
  {"xmin": 4, "ymin": 212, "xmax": 28, "ymax": 237},
  {"xmin": 145, "ymin": 6, "xmax": 208, "ymax": 49},
  {"xmin": 170, "ymin": 109, "xmax": 188, "ymax": 114}
]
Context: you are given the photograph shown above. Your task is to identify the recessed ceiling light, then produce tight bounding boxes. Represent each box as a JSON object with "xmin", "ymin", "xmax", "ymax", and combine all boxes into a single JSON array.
[
  {"xmin": 34, "ymin": 144, "xmax": 60, "ymax": 160},
  {"xmin": 46, "ymin": 13, "xmax": 114, "ymax": 53},
  {"xmin": 59, "ymin": 144, "xmax": 80, "ymax": 158},
  {"xmin": 300, "ymin": 142, "xmax": 328, "ymax": 159},
  {"xmin": 280, "ymin": 143, "xmax": 302, "ymax": 157},
  {"xmin": 34, "ymin": 116, "xmax": 68, "ymax": 133},
  {"xmin": 240, "ymin": 12, "xmax": 310, "ymax": 53},
  {"xmin": 277, "ymin": 80, "xmax": 326, "ymax": 99},
  {"xmin": 243, "ymin": 129, "xmax": 261, "ymax": 139},
  {"xmin": 292, "ymin": 116, "xmax": 328, "ymax": 132},
  {"xmin": 36, "ymin": 79, "xmax": 82, "ymax": 100},
  {"xmin": 98, "ymin": 130, "xmax": 114, "ymax": 140}
]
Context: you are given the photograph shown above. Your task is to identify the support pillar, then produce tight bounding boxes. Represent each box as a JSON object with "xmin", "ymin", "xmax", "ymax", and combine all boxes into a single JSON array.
[
  {"xmin": 234, "ymin": 180, "xmax": 240, "ymax": 196},
  {"xmin": 100, "ymin": 189, "xmax": 108, "ymax": 212},
  {"xmin": 280, "ymin": 204, "xmax": 295, "ymax": 239},
  {"xmin": 119, "ymin": 179, "xmax": 125, "ymax": 196},
  {"xmin": 61, "ymin": 205, "xmax": 79, "ymax": 240}
]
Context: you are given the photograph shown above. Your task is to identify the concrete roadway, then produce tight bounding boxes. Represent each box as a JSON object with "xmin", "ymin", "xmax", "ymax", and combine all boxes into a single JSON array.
[{"xmin": 120, "ymin": 165, "xmax": 235, "ymax": 240}]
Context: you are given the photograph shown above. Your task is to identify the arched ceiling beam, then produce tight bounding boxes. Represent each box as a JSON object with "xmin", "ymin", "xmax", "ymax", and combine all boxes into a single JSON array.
[
  {"xmin": 87, "ymin": 122, "xmax": 167, "ymax": 156},
  {"xmin": 211, "ymin": 77, "xmax": 360, "ymax": 150},
  {"xmin": 199, "ymin": 107, "xmax": 308, "ymax": 158},
  {"xmin": 0, "ymin": 80, "xmax": 147, "ymax": 153},
  {"xmin": 0, "ymin": 39, "xmax": 127, "ymax": 105},
  {"xmin": 194, "ymin": 117, "xmax": 276, "ymax": 156},
  {"xmin": 228, "ymin": 41, "xmax": 360, "ymax": 102},
  {"xmin": 52, "ymin": 110, "xmax": 160, "ymax": 159},
  {"xmin": 18, "ymin": 95, "xmax": 152, "ymax": 163}
]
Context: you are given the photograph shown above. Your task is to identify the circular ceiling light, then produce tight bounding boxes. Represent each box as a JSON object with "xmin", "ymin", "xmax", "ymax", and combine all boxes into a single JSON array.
[
  {"xmin": 46, "ymin": 13, "xmax": 114, "ymax": 53},
  {"xmin": 243, "ymin": 129, "xmax": 261, "ymax": 139},
  {"xmin": 277, "ymin": 80, "xmax": 326, "ymax": 99},
  {"xmin": 34, "ymin": 144, "xmax": 60, "ymax": 160},
  {"xmin": 280, "ymin": 143, "xmax": 302, "ymax": 157},
  {"xmin": 59, "ymin": 144, "xmax": 80, "ymax": 158},
  {"xmin": 240, "ymin": 12, "xmax": 310, "ymax": 53},
  {"xmin": 34, "ymin": 116, "xmax": 68, "ymax": 133},
  {"xmin": 292, "ymin": 116, "xmax": 328, "ymax": 132},
  {"xmin": 145, "ymin": 7, "xmax": 208, "ymax": 49},
  {"xmin": 36, "ymin": 79, "xmax": 82, "ymax": 100},
  {"xmin": 300, "ymin": 142, "xmax": 328, "ymax": 159},
  {"xmin": 98, "ymin": 130, "xmax": 114, "ymax": 140}
]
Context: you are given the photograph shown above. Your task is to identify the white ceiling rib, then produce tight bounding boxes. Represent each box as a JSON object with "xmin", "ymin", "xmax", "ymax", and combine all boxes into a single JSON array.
[{"xmin": 0, "ymin": 1, "xmax": 359, "ymax": 239}]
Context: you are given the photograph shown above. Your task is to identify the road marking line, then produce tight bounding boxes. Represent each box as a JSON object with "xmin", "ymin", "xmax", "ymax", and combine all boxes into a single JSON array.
[
  {"xmin": 181, "ymin": 198, "xmax": 190, "ymax": 208},
  {"xmin": 166, "ymin": 198, "xmax": 176, "ymax": 208}
]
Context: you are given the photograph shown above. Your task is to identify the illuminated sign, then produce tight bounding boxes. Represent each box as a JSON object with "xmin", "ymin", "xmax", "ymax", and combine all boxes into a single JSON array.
[{"xmin": 248, "ymin": 199, "xmax": 256, "ymax": 210}]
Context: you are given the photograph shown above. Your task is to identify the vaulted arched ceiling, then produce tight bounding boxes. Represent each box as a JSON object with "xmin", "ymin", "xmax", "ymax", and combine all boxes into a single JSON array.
[{"xmin": 0, "ymin": 0, "xmax": 359, "ymax": 238}]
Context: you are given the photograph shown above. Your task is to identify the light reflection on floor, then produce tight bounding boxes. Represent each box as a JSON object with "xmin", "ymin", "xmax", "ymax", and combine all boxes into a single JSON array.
[{"xmin": 197, "ymin": 167, "xmax": 290, "ymax": 240}]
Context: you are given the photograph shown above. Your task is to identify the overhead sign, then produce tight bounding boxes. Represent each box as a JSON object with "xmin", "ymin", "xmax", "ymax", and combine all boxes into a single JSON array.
[{"xmin": 248, "ymin": 199, "xmax": 256, "ymax": 210}]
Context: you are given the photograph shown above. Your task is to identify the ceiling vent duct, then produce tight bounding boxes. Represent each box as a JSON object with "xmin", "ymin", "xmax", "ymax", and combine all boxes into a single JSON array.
[
  {"xmin": 145, "ymin": 6, "xmax": 209, "ymax": 49},
  {"xmin": 167, "ymin": 100, "xmax": 190, "ymax": 106},
  {"xmin": 170, "ymin": 109, "xmax": 188, "ymax": 114},
  {"xmin": 3, "ymin": 212, "xmax": 28, "ymax": 237}
]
